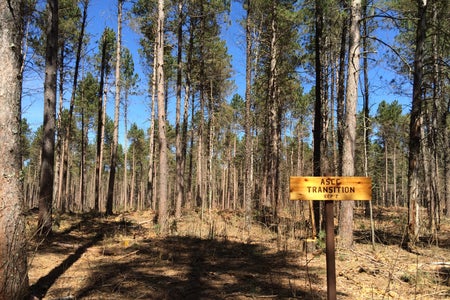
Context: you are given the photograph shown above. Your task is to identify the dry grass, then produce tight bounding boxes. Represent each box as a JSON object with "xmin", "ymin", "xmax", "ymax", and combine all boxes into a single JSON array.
[{"xmin": 27, "ymin": 207, "xmax": 450, "ymax": 299}]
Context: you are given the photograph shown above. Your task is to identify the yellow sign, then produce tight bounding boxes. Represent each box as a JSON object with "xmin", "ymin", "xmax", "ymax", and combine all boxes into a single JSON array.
[{"xmin": 290, "ymin": 176, "xmax": 372, "ymax": 201}]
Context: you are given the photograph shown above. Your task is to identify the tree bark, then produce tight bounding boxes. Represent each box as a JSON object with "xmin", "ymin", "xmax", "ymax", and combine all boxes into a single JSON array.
[
  {"xmin": 339, "ymin": 0, "xmax": 361, "ymax": 249},
  {"xmin": 156, "ymin": 0, "xmax": 168, "ymax": 233},
  {"xmin": 244, "ymin": 0, "xmax": 254, "ymax": 231},
  {"xmin": 313, "ymin": 0, "xmax": 324, "ymax": 238},
  {"xmin": 106, "ymin": 0, "xmax": 124, "ymax": 216},
  {"xmin": 0, "ymin": 1, "xmax": 30, "ymax": 298},
  {"xmin": 337, "ymin": 1, "xmax": 347, "ymax": 177},
  {"xmin": 38, "ymin": 0, "xmax": 59, "ymax": 236},
  {"xmin": 406, "ymin": 0, "xmax": 427, "ymax": 249},
  {"xmin": 175, "ymin": 0, "xmax": 184, "ymax": 219},
  {"xmin": 147, "ymin": 41, "xmax": 157, "ymax": 210},
  {"xmin": 60, "ymin": 0, "xmax": 89, "ymax": 214},
  {"xmin": 95, "ymin": 32, "xmax": 111, "ymax": 212}
]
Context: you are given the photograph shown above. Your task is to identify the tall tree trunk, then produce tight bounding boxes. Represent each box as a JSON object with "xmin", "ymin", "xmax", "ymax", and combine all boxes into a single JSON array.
[
  {"xmin": 147, "ymin": 42, "xmax": 157, "ymax": 210},
  {"xmin": 361, "ymin": 1, "xmax": 375, "ymax": 249},
  {"xmin": 430, "ymin": 0, "xmax": 441, "ymax": 235},
  {"xmin": 197, "ymin": 0, "xmax": 206, "ymax": 213},
  {"xmin": 181, "ymin": 23, "xmax": 192, "ymax": 211},
  {"xmin": 339, "ymin": 0, "xmax": 361, "ymax": 248},
  {"xmin": 244, "ymin": 0, "xmax": 254, "ymax": 231},
  {"xmin": 131, "ymin": 146, "xmax": 136, "ymax": 209},
  {"xmin": 106, "ymin": 0, "xmax": 123, "ymax": 216},
  {"xmin": 175, "ymin": 0, "xmax": 184, "ymax": 219},
  {"xmin": 55, "ymin": 45, "xmax": 65, "ymax": 211},
  {"xmin": 0, "ymin": 1, "xmax": 30, "ymax": 297},
  {"xmin": 60, "ymin": 0, "xmax": 89, "ymax": 213},
  {"xmin": 156, "ymin": 0, "xmax": 168, "ymax": 232},
  {"xmin": 384, "ymin": 142, "xmax": 388, "ymax": 206},
  {"xmin": 337, "ymin": 0, "xmax": 348, "ymax": 177},
  {"xmin": 406, "ymin": 0, "xmax": 427, "ymax": 249},
  {"xmin": 313, "ymin": 0, "xmax": 325, "ymax": 238},
  {"xmin": 80, "ymin": 106, "xmax": 87, "ymax": 211},
  {"xmin": 207, "ymin": 84, "xmax": 215, "ymax": 211},
  {"xmin": 38, "ymin": 0, "xmax": 59, "ymax": 236},
  {"xmin": 421, "ymin": 115, "xmax": 432, "ymax": 231},
  {"xmin": 94, "ymin": 35, "xmax": 110, "ymax": 212},
  {"xmin": 267, "ymin": 0, "xmax": 280, "ymax": 218},
  {"xmin": 445, "ymin": 107, "xmax": 450, "ymax": 217},
  {"xmin": 123, "ymin": 93, "xmax": 128, "ymax": 211},
  {"xmin": 362, "ymin": 0, "xmax": 370, "ymax": 214}
]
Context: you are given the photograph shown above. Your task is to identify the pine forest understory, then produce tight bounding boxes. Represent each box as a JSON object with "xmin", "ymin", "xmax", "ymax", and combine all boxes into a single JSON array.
[{"xmin": 1, "ymin": 0, "xmax": 450, "ymax": 299}]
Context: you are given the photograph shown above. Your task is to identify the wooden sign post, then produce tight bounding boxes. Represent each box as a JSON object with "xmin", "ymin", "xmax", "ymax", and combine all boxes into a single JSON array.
[{"xmin": 290, "ymin": 176, "xmax": 372, "ymax": 300}]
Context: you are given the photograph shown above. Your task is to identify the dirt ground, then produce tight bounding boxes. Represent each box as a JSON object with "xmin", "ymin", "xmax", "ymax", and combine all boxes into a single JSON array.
[{"xmin": 27, "ymin": 208, "xmax": 450, "ymax": 299}]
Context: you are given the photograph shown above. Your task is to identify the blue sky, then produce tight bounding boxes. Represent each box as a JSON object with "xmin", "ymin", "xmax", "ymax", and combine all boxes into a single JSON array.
[{"xmin": 22, "ymin": 0, "xmax": 411, "ymax": 142}]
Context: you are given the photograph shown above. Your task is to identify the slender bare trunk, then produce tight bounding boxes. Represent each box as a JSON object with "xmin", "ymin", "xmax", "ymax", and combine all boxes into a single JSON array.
[
  {"xmin": 61, "ymin": 0, "xmax": 89, "ymax": 213},
  {"xmin": 106, "ymin": 0, "xmax": 123, "ymax": 215},
  {"xmin": 175, "ymin": 0, "xmax": 184, "ymax": 218},
  {"xmin": 338, "ymin": 0, "xmax": 361, "ymax": 248},
  {"xmin": 244, "ymin": 0, "xmax": 253, "ymax": 230},
  {"xmin": 407, "ymin": 0, "xmax": 427, "ymax": 249},
  {"xmin": 95, "ymin": 34, "xmax": 109, "ymax": 212},
  {"xmin": 156, "ymin": 0, "xmax": 168, "ymax": 232}
]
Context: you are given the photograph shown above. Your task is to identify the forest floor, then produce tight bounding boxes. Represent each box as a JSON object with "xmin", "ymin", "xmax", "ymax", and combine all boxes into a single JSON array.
[{"xmin": 27, "ymin": 207, "xmax": 450, "ymax": 299}]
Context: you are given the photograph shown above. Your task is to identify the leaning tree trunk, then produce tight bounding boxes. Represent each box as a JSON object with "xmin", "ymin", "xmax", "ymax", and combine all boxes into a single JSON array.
[
  {"xmin": 38, "ymin": 0, "xmax": 59, "ymax": 236},
  {"xmin": 0, "ymin": 1, "xmax": 30, "ymax": 298}
]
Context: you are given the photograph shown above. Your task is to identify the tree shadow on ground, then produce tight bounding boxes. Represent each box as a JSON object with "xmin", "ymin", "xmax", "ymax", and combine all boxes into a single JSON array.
[
  {"xmin": 29, "ymin": 232, "xmax": 104, "ymax": 298},
  {"xmin": 29, "ymin": 216, "xmax": 125, "ymax": 298},
  {"xmin": 75, "ymin": 235, "xmax": 329, "ymax": 299}
]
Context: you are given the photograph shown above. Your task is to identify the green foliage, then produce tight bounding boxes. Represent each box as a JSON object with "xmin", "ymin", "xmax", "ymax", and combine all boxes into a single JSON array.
[
  {"xmin": 97, "ymin": 27, "xmax": 116, "ymax": 77},
  {"xmin": 121, "ymin": 47, "xmax": 139, "ymax": 95},
  {"xmin": 75, "ymin": 72, "xmax": 99, "ymax": 129}
]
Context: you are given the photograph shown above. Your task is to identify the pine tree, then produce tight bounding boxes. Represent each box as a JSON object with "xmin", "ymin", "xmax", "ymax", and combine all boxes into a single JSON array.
[
  {"xmin": 38, "ymin": 0, "xmax": 59, "ymax": 236},
  {"xmin": 0, "ymin": 0, "xmax": 30, "ymax": 298}
]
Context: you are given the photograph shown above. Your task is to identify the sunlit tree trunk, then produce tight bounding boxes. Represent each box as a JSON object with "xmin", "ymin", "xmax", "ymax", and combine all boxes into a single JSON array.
[
  {"xmin": 336, "ymin": 0, "xmax": 347, "ymax": 177},
  {"xmin": 60, "ymin": 0, "xmax": 89, "ymax": 214},
  {"xmin": 123, "ymin": 94, "xmax": 128, "ymax": 211},
  {"xmin": 0, "ymin": 1, "xmax": 30, "ymax": 297},
  {"xmin": 445, "ymin": 118, "xmax": 450, "ymax": 217},
  {"xmin": 55, "ymin": 46, "xmax": 65, "ymax": 211},
  {"xmin": 181, "ymin": 23, "xmax": 193, "ymax": 210},
  {"xmin": 339, "ymin": 0, "xmax": 361, "ymax": 248},
  {"xmin": 244, "ymin": 0, "xmax": 254, "ymax": 230},
  {"xmin": 95, "ymin": 40, "xmax": 107, "ymax": 212},
  {"xmin": 130, "ymin": 146, "xmax": 136, "ymax": 209},
  {"xmin": 106, "ymin": 0, "xmax": 123, "ymax": 216},
  {"xmin": 156, "ymin": 0, "xmax": 168, "ymax": 232},
  {"xmin": 407, "ymin": 0, "xmax": 427, "ymax": 249},
  {"xmin": 147, "ymin": 42, "xmax": 157, "ymax": 210},
  {"xmin": 267, "ymin": 0, "xmax": 280, "ymax": 218},
  {"xmin": 175, "ymin": 0, "xmax": 184, "ymax": 218},
  {"xmin": 80, "ymin": 107, "xmax": 87, "ymax": 211}
]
